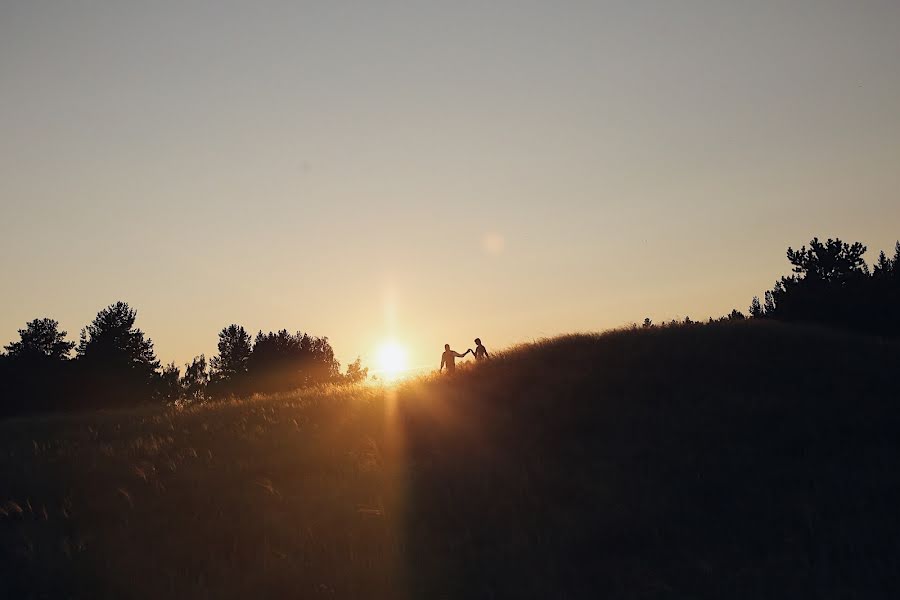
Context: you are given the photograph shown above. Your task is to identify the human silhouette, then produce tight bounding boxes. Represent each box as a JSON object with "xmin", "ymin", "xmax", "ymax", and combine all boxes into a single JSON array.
[
  {"xmin": 473, "ymin": 338, "xmax": 489, "ymax": 361},
  {"xmin": 440, "ymin": 343, "xmax": 471, "ymax": 374}
]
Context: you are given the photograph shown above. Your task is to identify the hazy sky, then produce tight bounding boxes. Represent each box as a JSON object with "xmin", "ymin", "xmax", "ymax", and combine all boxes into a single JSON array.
[{"xmin": 2, "ymin": 1, "xmax": 899, "ymax": 372}]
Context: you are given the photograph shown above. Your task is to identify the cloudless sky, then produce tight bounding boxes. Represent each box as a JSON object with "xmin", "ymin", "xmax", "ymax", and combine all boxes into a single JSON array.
[{"xmin": 2, "ymin": 1, "xmax": 899, "ymax": 372}]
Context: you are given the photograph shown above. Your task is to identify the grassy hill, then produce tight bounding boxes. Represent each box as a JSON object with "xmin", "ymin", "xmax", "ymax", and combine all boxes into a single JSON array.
[{"xmin": 2, "ymin": 320, "xmax": 899, "ymax": 599}]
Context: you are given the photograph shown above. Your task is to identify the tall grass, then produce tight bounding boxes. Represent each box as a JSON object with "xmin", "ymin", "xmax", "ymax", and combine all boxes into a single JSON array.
[{"xmin": 1, "ymin": 320, "xmax": 899, "ymax": 598}]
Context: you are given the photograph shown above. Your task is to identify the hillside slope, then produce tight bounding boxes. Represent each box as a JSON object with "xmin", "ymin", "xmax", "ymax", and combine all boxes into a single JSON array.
[{"xmin": 2, "ymin": 321, "xmax": 899, "ymax": 599}]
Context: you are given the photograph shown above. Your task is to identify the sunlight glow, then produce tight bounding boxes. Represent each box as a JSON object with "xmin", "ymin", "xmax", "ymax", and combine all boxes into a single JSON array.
[{"xmin": 377, "ymin": 341, "xmax": 409, "ymax": 381}]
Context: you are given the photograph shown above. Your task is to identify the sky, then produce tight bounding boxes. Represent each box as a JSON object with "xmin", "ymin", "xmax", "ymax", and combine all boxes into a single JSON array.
[{"xmin": 2, "ymin": 1, "xmax": 899, "ymax": 373}]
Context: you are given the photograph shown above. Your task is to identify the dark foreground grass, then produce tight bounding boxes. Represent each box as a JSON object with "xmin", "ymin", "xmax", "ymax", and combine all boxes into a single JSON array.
[{"xmin": 1, "ymin": 320, "xmax": 899, "ymax": 599}]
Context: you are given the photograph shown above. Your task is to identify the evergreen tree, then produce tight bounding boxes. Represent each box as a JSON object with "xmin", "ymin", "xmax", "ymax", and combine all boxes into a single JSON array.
[
  {"xmin": 210, "ymin": 325, "xmax": 252, "ymax": 395},
  {"xmin": 873, "ymin": 251, "xmax": 892, "ymax": 279},
  {"xmin": 1, "ymin": 318, "xmax": 75, "ymax": 415},
  {"xmin": 786, "ymin": 237, "xmax": 868, "ymax": 283},
  {"xmin": 754, "ymin": 237, "xmax": 900, "ymax": 337},
  {"xmin": 764, "ymin": 291, "xmax": 776, "ymax": 315},
  {"xmin": 76, "ymin": 302, "xmax": 160, "ymax": 405},
  {"xmin": 4, "ymin": 318, "xmax": 74, "ymax": 360},
  {"xmin": 749, "ymin": 297, "xmax": 763, "ymax": 318},
  {"xmin": 769, "ymin": 238, "xmax": 869, "ymax": 328}
]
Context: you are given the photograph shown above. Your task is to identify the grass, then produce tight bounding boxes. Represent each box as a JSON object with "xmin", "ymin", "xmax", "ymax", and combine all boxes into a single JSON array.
[{"xmin": 1, "ymin": 320, "xmax": 899, "ymax": 598}]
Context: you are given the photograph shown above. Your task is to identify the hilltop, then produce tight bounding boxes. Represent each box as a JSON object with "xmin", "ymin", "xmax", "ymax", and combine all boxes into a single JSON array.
[{"xmin": 1, "ymin": 320, "xmax": 899, "ymax": 598}]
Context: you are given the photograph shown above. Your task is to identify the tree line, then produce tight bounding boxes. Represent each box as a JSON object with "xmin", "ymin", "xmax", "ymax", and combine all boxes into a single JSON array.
[
  {"xmin": 749, "ymin": 237, "xmax": 900, "ymax": 337},
  {"xmin": 640, "ymin": 237, "xmax": 900, "ymax": 334},
  {"xmin": 0, "ymin": 302, "xmax": 367, "ymax": 417},
  {"xmin": 2, "ymin": 236, "xmax": 898, "ymax": 417}
]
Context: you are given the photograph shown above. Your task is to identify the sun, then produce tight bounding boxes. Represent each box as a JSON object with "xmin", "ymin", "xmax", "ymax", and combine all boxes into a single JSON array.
[{"xmin": 376, "ymin": 341, "xmax": 409, "ymax": 381}]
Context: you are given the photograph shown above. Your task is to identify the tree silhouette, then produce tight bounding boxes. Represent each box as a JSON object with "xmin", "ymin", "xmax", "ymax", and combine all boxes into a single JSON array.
[
  {"xmin": 78, "ymin": 302, "xmax": 159, "ymax": 369},
  {"xmin": 763, "ymin": 291, "xmax": 776, "ymax": 315},
  {"xmin": 247, "ymin": 330, "xmax": 340, "ymax": 393},
  {"xmin": 749, "ymin": 297, "xmax": 763, "ymax": 318},
  {"xmin": 181, "ymin": 355, "xmax": 209, "ymax": 401},
  {"xmin": 76, "ymin": 302, "xmax": 160, "ymax": 406},
  {"xmin": 0, "ymin": 318, "xmax": 75, "ymax": 415},
  {"xmin": 1, "ymin": 309, "xmax": 365, "ymax": 414},
  {"xmin": 873, "ymin": 250, "xmax": 893, "ymax": 279},
  {"xmin": 210, "ymin": 324, "xmax": 252, "ymax": 396},
  {"xmin": 870, "ymin": 242, "xmax": 900, "ymax": 336},
  {"xmin": 343, "ymin": 358, "xmax": 368, "ymax": 384},
  {"xmin": 4, "ymin": 318, "xmax": 75, "ymax": 360},
  {"xmin": 158, "ymin": 362, "xmax": 181, "ymax": 403},
  {"xmin": 768, "ymin": 238, "xmax": 869, "ymax": 326},
  {"xmin": 757, "ymin": 237, "xmax": 900, "ymax": 337},
  {"xmin": 787, "ymin": 238, "xmax": 869, "ymax": 283}
]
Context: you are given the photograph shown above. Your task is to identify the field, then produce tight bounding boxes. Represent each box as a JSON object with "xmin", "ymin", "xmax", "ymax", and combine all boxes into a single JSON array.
[{"xmin": 2, "ymin": 321, "xmax": 900, "ymax": 599}]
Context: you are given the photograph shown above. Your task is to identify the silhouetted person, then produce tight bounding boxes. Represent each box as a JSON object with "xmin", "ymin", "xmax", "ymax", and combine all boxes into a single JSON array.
[
  {"xmin": 473, "ymin": 338, "xmax": 489, "ymax": 361},
  {"xmin": 440, "ymin": 344, "xmax": 470, "ymax": 374}
]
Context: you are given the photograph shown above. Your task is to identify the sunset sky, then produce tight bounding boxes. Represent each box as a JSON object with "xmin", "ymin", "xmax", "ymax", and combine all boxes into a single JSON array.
[{"xmin": 2, "ymin": 2, "xmax": 899, "ymax": 373}]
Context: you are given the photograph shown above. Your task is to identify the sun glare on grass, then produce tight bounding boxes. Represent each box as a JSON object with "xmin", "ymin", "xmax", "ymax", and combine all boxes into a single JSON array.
[{"xmin": 377, "ymin": 341, "xmax": 409, "ymax": 382}]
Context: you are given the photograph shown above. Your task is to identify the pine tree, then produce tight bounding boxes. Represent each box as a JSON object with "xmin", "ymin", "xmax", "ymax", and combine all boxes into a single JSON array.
[
  {"xmin": 749, "ymin": 297, "xmax": 763, "ymax": 318},
  {"xmin": 4, "ymin": 318, "xmax": 74, "ymax": 360},
  {"xmin": 764, "ymin": 291, "xmax": 776, "ymax": 315},
  {"xmin": 76, "ymin": 302, "xmax": 160, "ymax": 405},
  {"xmin": 210, "ymin": 325, "xmax": 252, "ymax": 395}
]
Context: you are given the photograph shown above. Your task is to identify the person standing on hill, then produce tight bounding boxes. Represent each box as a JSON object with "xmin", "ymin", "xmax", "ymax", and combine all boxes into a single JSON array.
[
  {"xmin": 440, "ymin": 344, "xmax": 471, "ymax": 374},
  {"xmin": 473, "ymin": 338, "xmax": 489, "ymax": 361}
]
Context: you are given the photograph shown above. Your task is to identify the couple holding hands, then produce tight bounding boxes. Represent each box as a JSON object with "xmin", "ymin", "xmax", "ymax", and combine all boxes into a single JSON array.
[{"xmin": 440, "ymin": 338, "xmax": 489, "ymax": 374}]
